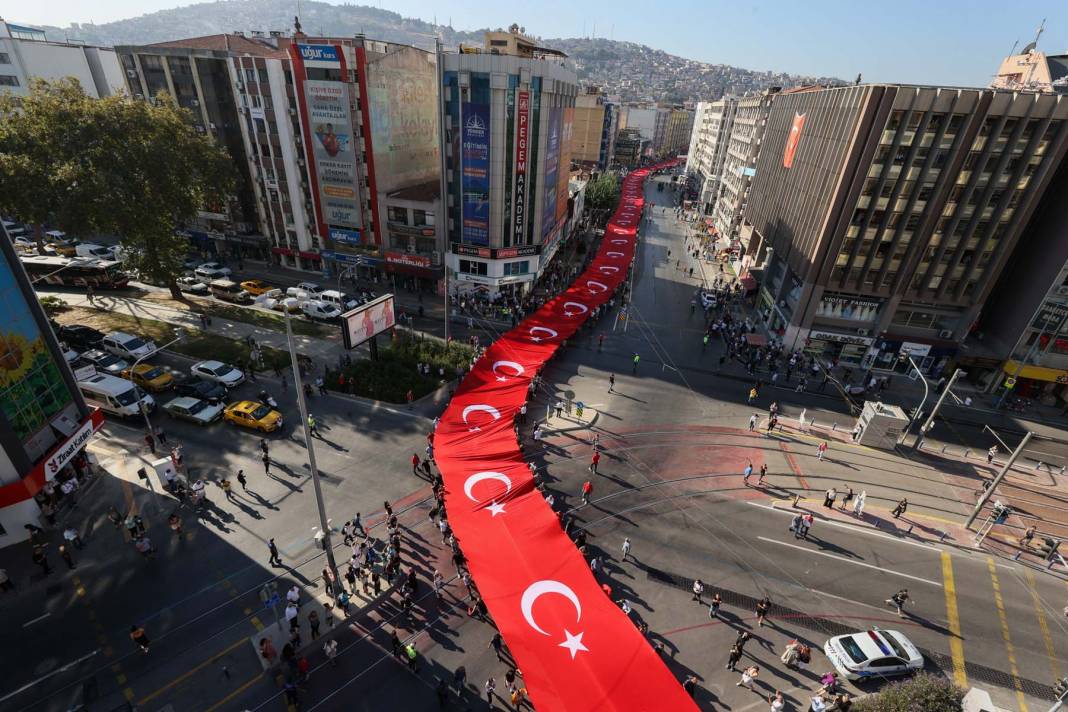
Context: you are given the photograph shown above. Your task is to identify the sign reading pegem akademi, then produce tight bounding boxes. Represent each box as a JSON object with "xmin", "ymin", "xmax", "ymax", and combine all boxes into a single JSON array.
[{"xmin": 513, "ymin": 90, "xmax": 530, "ymax": 242}]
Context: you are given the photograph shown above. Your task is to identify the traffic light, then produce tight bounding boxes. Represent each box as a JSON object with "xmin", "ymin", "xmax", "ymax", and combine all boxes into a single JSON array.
[
  {"xmin": 1054, "ymin": 676, "xmax": 1068, "ymax": 698},
  {"xmin": 991, "ymin": 502, "xmax": 1012, "ymax": 524},
  {"xmin": 1040, "ymin": 538, "xmax": 1061, "ymax": 559}
]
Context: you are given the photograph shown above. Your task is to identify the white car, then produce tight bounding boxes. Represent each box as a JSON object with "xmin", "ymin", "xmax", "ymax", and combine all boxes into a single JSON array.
[
  {"xmin": 823, "ymin": 629, "xmax": 924, "ymax": 681},
  {"xmin": 101, "ymin": 331, "xmax": 158, "ymax": 360},
  {"xmin": 176, "ymin": 276, "xmax": 210, "ymax": 294},
  {"xmin": 296, "ymin": 281, "xmax": 324, "ymax": 296},
  {"xmin": 699, "ymin": 291, "xmax": 717, "ymax": 309},
  {"xmin": 191, "ymin": 360, "xmax": 245, "ymax": 388},
  {"xmin": 163, "ymin": 396, "xmax": 224, "ymax": 425},
  {"xmin": 195, "ymin": 263, "xmax": 233, "ymax": 280},
  {"xmin": 301, "ymin": 299, "xmax": 342, "ymax": 322}
]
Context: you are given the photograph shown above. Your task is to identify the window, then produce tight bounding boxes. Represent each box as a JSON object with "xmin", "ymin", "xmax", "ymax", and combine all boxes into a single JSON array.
[
  {"xmin": 904, "ymin": 214, "xmax": 921, "ymax": 231},
  {"xmin": 490, "ymin": 39, "xmax": 508, "ymax": 46},
  {"xmin": 0, "ymin": 75, "xmax": 19, "ymax": 86},
  {"xmin": 458, "ymin": 259, "xmax": 488, "ymax": 276},
  {"xmin": 0, "ymin": 52, "xmax": 11, "ymax": 64},
  {"xmin": 413, "ymin": 209, "xmax": 434, "ymax": 226},
  {"xmin": 503, "ymin": 261, "xmax": 529, "ymax": 276},
  {"xmin": 388, "ymin": 206, "xmax": 408, "ymax": 224}
]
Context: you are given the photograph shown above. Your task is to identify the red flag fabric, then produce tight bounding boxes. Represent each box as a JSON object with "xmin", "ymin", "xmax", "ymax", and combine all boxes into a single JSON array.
[
  {"xmin": 435, "ymin": 160, "xmax": 698, "ymax": 711},
  {"xmin": 783, "ymin": 112, "xmax": 806, "ymax": 168}
]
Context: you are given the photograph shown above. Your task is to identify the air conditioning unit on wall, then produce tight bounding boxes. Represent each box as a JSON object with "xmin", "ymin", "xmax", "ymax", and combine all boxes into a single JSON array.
[{"xmin": 939, "ymin": 330, "xmax": 953, "ymax": 339}]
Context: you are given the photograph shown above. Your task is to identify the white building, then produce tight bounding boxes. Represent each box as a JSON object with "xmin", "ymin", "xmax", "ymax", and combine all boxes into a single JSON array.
[
  {"xmin": 686, "ymin": 98, "xmax": 737, "ymax": 214},
  {"xmin": 0, "ymin": 20, "xmax": 124, "ymax": 97},
  {"xmin": 712, "ymin": 90, "xmax": 777, "ymax": 246}
]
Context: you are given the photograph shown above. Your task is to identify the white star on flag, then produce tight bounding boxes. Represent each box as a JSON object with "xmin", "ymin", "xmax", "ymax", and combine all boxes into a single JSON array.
[
  {"xmin": 486, "ymin": 501, "xmax": 506, "ymax": 517},
  {"xmin": 558, "ymin": 629, "xmax": 588, "ymax": 659}
]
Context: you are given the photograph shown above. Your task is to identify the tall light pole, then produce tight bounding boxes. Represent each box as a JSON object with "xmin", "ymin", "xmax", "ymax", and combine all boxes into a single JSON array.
[
  {"xmin": 282, "ymin": 298, "xmax": 339, "ymax": 586},
  {"xmin": 135, "ymin": 330, "xmax": 185, "ymax": 438},
  {"xmin": 965, "ymin": 431, "xmax": 1032, "ymax": 528},
  {"xmin": 897, "ymin": 354, "xmax": 930, "ymax": 444},
  {"xmin": 911, "ymin": 368, "xmax": 965, "ymax": 451}
]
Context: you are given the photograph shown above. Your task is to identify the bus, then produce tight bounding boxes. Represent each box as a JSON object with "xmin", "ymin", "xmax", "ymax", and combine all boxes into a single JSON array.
[{"xmin": 19, "ymin": 254, "xmax": 130, "ymax": 289}]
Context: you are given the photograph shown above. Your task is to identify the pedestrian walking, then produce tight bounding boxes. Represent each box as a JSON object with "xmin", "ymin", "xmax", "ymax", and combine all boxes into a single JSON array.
[
  {"xmin": 63, "ymin": 526, "xmax": 83, "ymax": 549},
  {"xmin": 683, "ymin": 675, "xmax": 698, "ymax": 698},
  {"xmin": 404, "ymin": 642, "xmax": 419, "ymax": 672},
  {"xmin": 816, "ymin": 441, "xmax": 828, "ymax": 461},
  {"xmin": 768, "ymin": 690, "xmax": 786, "ymax": 711},
  {"xmin": 748, "ymin": 387, "xmax": 758, "ymax": 403},
  {"xmin": 726, "ymin": 642, "xmax": 743, "ymax": 671},
  {"xmin": 621, "ymin": 537, "xmax": 632, "ymax": 561},
  {"xmin": 519, "ymin": 403, "xmax": 527, "ymax": 423},
  {"xmin": 308, "ymin": 609, "xmax": 321, "ymax": 639},
  {"xmin": 144, "ymin": 432, "xmax": 156, "ymax": 454},
  {"xmin": 736, "ymin": 665, "xmax": 759, "ymax": 690},
  {"xmin": 988, "ymin": 446, "xmax": 998, "ymax": 464},
  {"xmin": 709, "ymin": 591, "xmax": 722, "ymax": 618},
  {"xmin": 285, "ymin": 602, "xmax": 299, "ymax": 631},
  {"xmin": 1020, "ymin": 524, "xmax": 1037, "ymax": 547},
  {"xmin": 59, "ymin": 544, "xmax": 75, "ymax": 569},
  {"xmin": 86, "ymin": 284, "xmax": 95, "ymax": 304},
  {"xmin": 453, "ymin": 665, "xmax": 467, "ymax": 693},
  {"xmin": 755, "ymin": 595, "xmax": 771, "ymax": 626},
  {"xmin": 130, "ymin": 624, "xmax": 150, "ymax": 653},
  {"xmin": 262, "ymin": 451, "xmax": 271, "ymax": 474},
  {"xmin": 823, "ymin": 487, "xmax": 837, "ymax": 508},
  {"xmin": 632, "ymin": 353, "xmax": 640, "ymax": 374},
  {"xmin": 852, "ymin": 423, "xmax": 862, "ymax": 442},
  {"xmin": 323, "ymin": 638, "xmax": 338, "ymax": 666},
  {"xmin": 743, "ymin": 461, "xmax": 754, "ymax": 485},
  {"xmin": 260, "ymin": 438, "xmax": 269, "ymax": 458},
  {"xmin": 490, "ymin": 632, "xmax": 505, "ymax": 662},
  {"xmin": 840, "ymin": 486, "xmax": 854, "ymax": 510},
  {"xmin": 886, "ymin": 588, "xmax": 910, "ymax": 617},
  {"xmin": 892, "ymin": 497, "xmax": 908, "ymax": 518},
  {"xmin": 268, "ymin": 538, "xmax": 282, "ymax": 567},
  {"xmin": 581, "ymin": 480, "xmax": 593, "ymax": 505},
  {"xmin": 758, "ymin": 463, "xmax": 767, "ymax": 486},
  {"xmin": 692, "ymin": 578, "xmax": 704, "ymax": 603},
  {"xmin": 220, "ymin": 478, "xmax": 234, "ymax": 501},
  {"xmin": 307, "ymin": 414, "xmax": 319, "ymax": 436},
  {"xmin": 236, "ymin": 469, "xmax": 248, "ymax": 491},
  {"xmin": 411, "ymin": 453, "xmax": 421, "ymax": 476},
  {"xmin": 853, "ymin": 490, "xmax": 867, "ymax": 516},
  {"xmin": 155, "ymin": 427, "xmax": 168, "ymax": 445},
  {"xmin": 749, "ymin": 413, "xmax": 758, "ymax": 431},
  {"xmin": 608, "ymin": 373, "xmax": 615, "ymax": 393},
  {"xmin": 589, "ymin": 451, "xmax": 600, "ymax": 475},
  {"xmin": 485, "ymin": 677, "xmax": 496, "ymax": 703}
]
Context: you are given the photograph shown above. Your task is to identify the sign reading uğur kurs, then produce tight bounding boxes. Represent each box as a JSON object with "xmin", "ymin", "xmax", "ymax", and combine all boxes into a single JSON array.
[{"xmin": 513, "ymin": 90, "xmax": 530, "ymax": 242}]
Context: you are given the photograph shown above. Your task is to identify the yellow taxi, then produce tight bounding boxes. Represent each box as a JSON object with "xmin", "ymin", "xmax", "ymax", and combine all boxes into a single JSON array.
[
  {"xmin": 240, "ymin": 279, "xmax": 275, "ymax": 296},
  {"xmin": 223, "ymin": 400, "xmax": 283, "ymax": 432},
  {"xmin": 120, "ymin": 363, "xmax": 175, "ymax": 392}
]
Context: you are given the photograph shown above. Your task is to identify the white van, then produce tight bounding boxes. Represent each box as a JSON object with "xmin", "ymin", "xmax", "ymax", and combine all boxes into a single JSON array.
[
  {"xmin": 78, "ymin": 372, "xmax": 156, "ymax": 418},
  {"xmin": 209, "ymin": 279, "xmax": 252, "ymax": 304},
  {"xmin": 301, "ymin": 300, "xmax": 342, "ymax": 322},
  {"xmin": 318, "ymin": 289, "xmax": 359, "ymax": 311},
  {"xmin": 75, "ymin": 243, "xmax": 117, "ymax": 259}
]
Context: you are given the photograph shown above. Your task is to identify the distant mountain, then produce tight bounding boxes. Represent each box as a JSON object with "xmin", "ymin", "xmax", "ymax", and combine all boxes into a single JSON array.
[{"xmin": 21, "ymin": 0, "xmax": 843, "ymax": 102}]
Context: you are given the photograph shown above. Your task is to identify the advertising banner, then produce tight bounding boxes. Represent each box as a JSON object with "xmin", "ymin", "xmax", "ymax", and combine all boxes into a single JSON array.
[
  {"xmin": 341, "ymin": 294, "xmax": 396, "ymax": 349},
  {"xmin": 304, "ymin": 78, "xmax": 362, "ymax": 229},
  {"xmin": 461, "ymin": 103, "xmax": 490, "ymax": 246},
  {"xmin": 542, "ymin": 107, "xmax": 561, "ymax": 239},
  {"xmin": 513, "ymin": 90, "xmax": 530, "ymax": 243},
  {"xmin": 329, "ymin": 227, "xmax": 363, "ymax": 246},
  {"xmin": 435, "ymin": 159, "xmax": 697, "ymax": 711},
  {"xmin": 556, "ymin": 107, "xmax": 574, "ymax": 225}
]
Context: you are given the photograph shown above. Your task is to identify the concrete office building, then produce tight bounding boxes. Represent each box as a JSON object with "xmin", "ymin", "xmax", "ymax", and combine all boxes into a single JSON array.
[
  {"xmin": 660, "ymin": 106, "xmax": 695, "ymax": 157},
  {"xmin": 0, "ymin": 20, "xmax": 124, "ymax": 98},
  {"xmin": 573, "ymin": 86, "xmax": 618, "ymax": 169},
  {"xmin": 741, "ymin": 84, "xmax": 1068, "ymax": 375},
  {"xmin": 613, "ymin": 127, "xmax": 644, "ymax": 168},
  {"xmin": 0, "ymin": 232, "xmax": 101, "ymax": 545},
  {"xmin": 686, "ymin": 98, "xmax": 737, "ymax": 214},
  {"xmin": 440, "ymin": 25, "xmax": 578, "ymax": 294},
  {"xmin": 712, "ymin": 89, "xmax": 778, "ymax": 254}
]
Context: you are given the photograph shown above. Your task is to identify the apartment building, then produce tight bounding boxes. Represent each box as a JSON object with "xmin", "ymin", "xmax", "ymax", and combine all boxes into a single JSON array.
[
  {"xmin": 0, "ymin": 20, "xmax": 124, "ymax": 98},
  {"xmin": 741, "ymin": 84, "xmax": 1068, "ymax": 376},
  {"xmin": 572, "ymin": 86, "xmax": 618, "ymax": 169},
  {"xmin": 660, "ymin": 106, "xmax": 695, "ymax": 157},
  {"xmin": 686, "ymin": 98, "xmax": 737, "ymax": 213},
  {"xmin": 440, "ymin": 26, "xmax": 578, "ymax": 294}
]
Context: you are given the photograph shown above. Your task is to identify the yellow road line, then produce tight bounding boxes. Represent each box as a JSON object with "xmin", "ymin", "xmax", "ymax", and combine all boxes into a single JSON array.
[
  {"xmin": 1025, "ymin": 570, "xmax": 1061, "ymax": 682},
  {"xmin": 988, "ymin": 557, "xmax": 1029, "ymax": 712},
  {"xmin": 137, "ymin": 636, "xmax": 248, "ymax": 705},
  {"xmin": 203, "ymin": 672, "xmax": 263, "ymax": 712},
  {"xmin": 941, "ymin": 552, "xmax": 968, "ymax": 688}
]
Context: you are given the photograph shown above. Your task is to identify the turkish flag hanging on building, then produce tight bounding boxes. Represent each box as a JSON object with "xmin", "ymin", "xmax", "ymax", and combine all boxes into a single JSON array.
[
  {"xmin": 783, "ymin": 112, "xmax": 806, "ymax": 168},
  {"xmin": 435, "ymin": 160, "xmax": 698, "ymax": 711}
]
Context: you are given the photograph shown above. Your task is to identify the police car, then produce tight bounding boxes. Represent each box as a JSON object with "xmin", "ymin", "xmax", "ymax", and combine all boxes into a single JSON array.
[{"xmin": 823, "ymin": 628, "xmax": 923, "ymax": 681}]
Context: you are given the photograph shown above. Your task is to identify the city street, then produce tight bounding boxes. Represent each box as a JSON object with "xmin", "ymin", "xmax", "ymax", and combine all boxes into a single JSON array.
[{"xmin": 3, "ymin": 174, "xmax": 1067, "ymax": 712}]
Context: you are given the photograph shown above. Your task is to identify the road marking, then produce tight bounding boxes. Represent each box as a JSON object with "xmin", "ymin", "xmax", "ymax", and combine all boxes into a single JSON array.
[
  {"xmin": 778, "ymin": 441, "xmax": 809, "ymax": 490},
  {"xmin": 203, "ymin": 672, "xmax": 263, "ymax": 712},
  {"xmin": 0, "ymin": 649, "xmax": 99, "ymax": 703},
  {"xmin": 987, "ymin": 557, "xmax": 1029, "ymax": 712},
  {"xmin": 22, "ymin": 612, "xmax": 51, "ymax": 628},
  {"xmin": 940, "ymin": 552, "xmax": 967, "ymax": 688},
  {"xmin": 756, "ymin": 536, "xmax": 943, "ymax": 586},
  {"xmin": 137, "ymin": 636, "xmax": 249, "ymax": 705},
  {"xmin": 746, "ymin": 501, "xmax": 942, "ymax": 552},
  {"xmin": 1025, "ymin": 569, "xmax": 1061, "ymax": 683}
]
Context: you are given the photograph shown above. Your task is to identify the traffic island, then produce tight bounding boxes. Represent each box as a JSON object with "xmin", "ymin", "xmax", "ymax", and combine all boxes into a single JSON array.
[{"xmin": 326, "ymin": 335, "xmax": 475, "ymax": 403}]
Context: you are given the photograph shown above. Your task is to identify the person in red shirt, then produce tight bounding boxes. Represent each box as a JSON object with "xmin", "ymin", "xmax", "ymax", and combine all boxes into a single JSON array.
[
  {"xmin": 589, "ymin": 451, "xmax": 601, "ymax": 475},
  {"xmin": 411, "ymin": 453, "xmax": 421, "ymax": 475},
  {"xmin": 581, "ymin": 480, "xmax": 593, "ymax": 505}
]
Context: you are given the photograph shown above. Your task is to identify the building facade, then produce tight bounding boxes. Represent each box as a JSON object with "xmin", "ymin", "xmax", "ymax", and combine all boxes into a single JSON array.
[
  {"xmin": 660, "ymin": 106, "xmax": 695, "ymax": 157},
  {"xmin": 712, "ymin": 90, "xmax": 777, "ymax": 251},
  {"xmin": 0, "ymin": 20, "xmax": 124, "ymax": 98},
  {"xmin": 686, "ymin": 98, "xmax": 737, "ymax": 214},
  {"xmin": 741, "ymin": 84, "xmax": 1068, "ymax": 376},
  {"xmin": 440, "ymin": 28, "xmax": 578, "ymax": 294},
  {"xmin": 573, "ymin": 86, "xmax": 618, "ymax": 169},
  {"xmin": 0, "ymin": 231, "xmax": 102, "ymax": 545},
  {"xmin": 613, "ymin": 127, "xmax": 644, "ymax": 168}
]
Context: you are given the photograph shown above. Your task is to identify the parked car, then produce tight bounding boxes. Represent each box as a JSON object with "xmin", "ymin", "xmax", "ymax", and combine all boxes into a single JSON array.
[
  {"xmin": 75, "ymin": 243, "xmax": 119, "ymax": 260},
  {"xmin": 223, "ymin": 400, "xmax": 283, "ymax": 432},
  {"xmin": 318, "ymin": 289, "xmax": 359, "ymax": 311},
  {"xmin": 163, "ymin": 396, "xmax": 224, "ymax": 425},
  {"xmin": 57, "ymin": 324, "xmax": 105, "ymax": 351},
  {"xmin": 120, "ymin": 363, "xmax": 174, "ymax": 392},
  {"xmin": 101, "ymin": 331, "xmax": 158, "ymax": 360},
  {"xmin": 176, "ymin": 276, "xmax": 210, "ymax": 294},
  {"xmin": 823, "ymin": 629, "xmax": 924, "ymax": 681},
  {"xmin": 239, "ymin": 279, "xmax": 274, "ymax": 296},
  {"xmin": 262, "ymin": 289, "xmax": 301, "ymax": 313},
  {"xmin": 191, "ymin": 360, "xmax": 245, "ymax": 388},
  {"xmin": 194, "ymin": 263, "xmax": 232, "ymax": 280},
  {"xmin": 301, "ymin": 300, "xmax": 342, "ymax": 322},
  {"xmin": 172, "ymin": 375, "xmax": 228, "ymax": 403},
  {"xmin": 208, "ymin": 279, "xmax": 252, "ymax": 304},
  {"xmin": 76, "ymin": 349, "xmax": 129, "ymax": 375}
]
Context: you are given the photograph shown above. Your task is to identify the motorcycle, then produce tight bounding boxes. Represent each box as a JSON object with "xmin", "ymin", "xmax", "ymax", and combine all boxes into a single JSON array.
[{"xmin": 257, "ymin": 389, "xmax": 278, "ymax": 409}]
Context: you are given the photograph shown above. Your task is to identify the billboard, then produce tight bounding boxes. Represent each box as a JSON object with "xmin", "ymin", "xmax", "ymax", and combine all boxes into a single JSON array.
[
  {"xmin": 366, "ymin": 48, "xmax": 440, "ymax": 194},
  {"xmin": 541, "ymin": 107, "xmax": 561, "ymax": 239},
  {"xmin": 341, "ymin": 294, "xmax": 396, "ymax": 349},
  {"xmin": 556, "ymin": 107, "xmax": 574, "ymax": 225},
  {"xmin": 513, "ymin": 90, "xmax": 530, "ymax": 243},
  {"xmin": 461, "ymin": 103, "xmax": 490, "ymax": 246},
  {"xmin": 304, "ymin": 77, "xmax": 362, "ymax": 229}
]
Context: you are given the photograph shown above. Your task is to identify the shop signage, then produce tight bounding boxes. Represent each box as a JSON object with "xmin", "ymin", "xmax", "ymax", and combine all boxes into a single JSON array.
[
  {"xmin": 457, "ymin": 273, "xmax": 495, "ymax": 285},
  {"xmin": 329, "ymin": 228, "xmax": 363, "ymax": 246},
  {"xmin": 493, "ymin": 245, "xmax": 539, "ymax": 259},
  {"xmin": 451, "ymin": 244, "xmax": 539, "ymax": 260},
  {"xmin": 454, "ymin": 244, "xmax": 491, "ymax": 258},
  {"xmin": 1032, "ymin": 301, "xmax": 1068, "ymax": 331},
  {"xmin": 461, "ymin": 102, "xmax": 490, "ymax": 245},
  {"xmin": 44, "ymin": 417, "xmax": 97, "ymax": 480},
  {"xmin": 385, "ymin": 251, "xmax": 432, "ymax": 268},
  {"xmin": 298, "ymin": 44, "xmax": 339, "ymax": 63},
  {"xmin": 513, "ymin": 90, "xmax": 530, "ymax": 242},
  {"xmin": 816, "ymin": 293, "xmax": 881, "ymax": 321},
  {"xmin": 899, "ymin": 342, "xmax": 932, "ymax": 357},
  {"xmin": 810, "ymin": 330, "xmax": 874, "ymax": 346}
]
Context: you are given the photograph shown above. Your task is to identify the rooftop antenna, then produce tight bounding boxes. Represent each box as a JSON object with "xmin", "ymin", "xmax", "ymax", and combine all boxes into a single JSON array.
[
  {"xmin": 1020, "ymin": 18, "xmax": 1044, "ymax": 54},
  {"xmin": 592, "ymin": 21, "xmax": 596, "ymax": 39}
]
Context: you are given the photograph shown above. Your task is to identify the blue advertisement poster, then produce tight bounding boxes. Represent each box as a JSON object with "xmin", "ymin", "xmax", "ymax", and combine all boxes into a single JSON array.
[
  {"xmin": 461, "ymin": 103, "xmax": 490, "ymax": 246},
  {"xmin": 541, "ymin": 107, "xmax": 561, "ymax": 239}
]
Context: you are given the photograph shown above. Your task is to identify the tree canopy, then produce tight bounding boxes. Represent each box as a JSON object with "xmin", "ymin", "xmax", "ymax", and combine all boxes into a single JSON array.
[
  {"xmin": 0, "ymin": 78, "xmax": 235, "ymax": 293},
  {"xmin": 852, "ymin": 673, "xmax": 964, "ymax": 712},
  {"xmin": 585, "ymin": 173, "xmax": 621, "ymax": 213}
]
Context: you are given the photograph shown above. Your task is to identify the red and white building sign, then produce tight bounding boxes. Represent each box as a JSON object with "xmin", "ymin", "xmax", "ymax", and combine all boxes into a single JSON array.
[{"xmin": 513, "ymin": 90, "xmax": 530, "ymax": 241}]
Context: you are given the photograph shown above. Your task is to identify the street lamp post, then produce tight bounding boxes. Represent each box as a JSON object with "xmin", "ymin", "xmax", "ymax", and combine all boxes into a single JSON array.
[
  {"xmin": 897, "ymin": 355, "xmax": 930, "ymax": 444},
  {"xmin": 911, "ymin": 368, "xmax": 965, "ymax": 451},
  {"xmin": 135, "ymin": 330, "xmax": 184, "ymax": 439},
  {"xmin": 965, "ymin": 431, "xmax": 1033, "ymax": 529},
  {"xmin": 282, "ymin": 298, "xmax": 339, "ymax": 587}
]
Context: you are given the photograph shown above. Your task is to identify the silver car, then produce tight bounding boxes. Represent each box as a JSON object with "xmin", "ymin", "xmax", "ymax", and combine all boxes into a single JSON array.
[{"xmin": 163, "ymin": 396, "xmax": 224, "ymax": 425}]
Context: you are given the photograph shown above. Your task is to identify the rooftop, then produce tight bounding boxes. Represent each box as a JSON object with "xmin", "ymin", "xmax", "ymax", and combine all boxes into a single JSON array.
[{"xmin": 135, "ymin": 33, "xmax": 284, "ymax": 57}]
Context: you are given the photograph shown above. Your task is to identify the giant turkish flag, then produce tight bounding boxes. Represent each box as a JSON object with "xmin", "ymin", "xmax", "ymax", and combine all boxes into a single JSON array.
[{"xmin": 436, "ymin": 161, "xmax": 698, "ymax": 711}]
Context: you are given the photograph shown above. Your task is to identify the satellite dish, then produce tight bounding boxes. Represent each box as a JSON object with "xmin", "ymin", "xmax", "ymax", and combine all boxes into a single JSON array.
[{"xmin": 1021, "ymin": 41, "xmax": 1037, "ymax": 54}]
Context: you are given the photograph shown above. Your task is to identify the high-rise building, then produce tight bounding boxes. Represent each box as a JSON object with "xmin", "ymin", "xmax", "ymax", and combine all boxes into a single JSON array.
[
  {"xmin": 613, "ymin": 127, "xmax": 644, "ymax": 168},
  {"xmin": 660, "ymin": 107, "xmax": 695, "ymax": 157},
  {"xmin": 0, "ymin": 20, "xmax": 124, "ymax": 98},
  {"xmin": 119, "ymin": 31, "xmax": 443, "ymax": 283},
  {"xmin": 440, "ymin": 25, "xmax": 578, "ymax": 294},
  {"xmin": 573, "ymin": 86, "xmax": 618, "ymax": 169},
  {"xmin": 0, "ymin": 232, "xmax": 102, "ymax": 544},
  {"xmin": 741, "ymin": 84, "xmax": 1068, "ymax": 374},
  {"xmin": 686, "ymin": 98, "xmax": 737, "ymax": 213}
]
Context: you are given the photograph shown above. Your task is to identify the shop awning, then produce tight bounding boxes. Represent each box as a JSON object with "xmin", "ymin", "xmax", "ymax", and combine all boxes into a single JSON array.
[
  {"xmin": 739, "ymin": 274, "xmax": 758, "ymax": 292},
  {"xmin": 1002, "ymin": 360, "xmax": 1068, "ymax": 383}
]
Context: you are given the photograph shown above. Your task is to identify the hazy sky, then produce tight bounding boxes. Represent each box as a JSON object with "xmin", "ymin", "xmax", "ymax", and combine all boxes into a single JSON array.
[{"xmin": 7, "ymin": 0, "xmax": 1068, "ymax": 87}]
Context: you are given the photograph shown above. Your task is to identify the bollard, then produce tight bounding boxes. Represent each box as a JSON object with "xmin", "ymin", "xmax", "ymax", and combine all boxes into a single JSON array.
[
  {"xmin": 964, "ymin": 449, "xmax": 971, "ymax": 459},
  {"xmin": 1036, "ymin": 461, "xmax": 1043, "ymax": 471},
  {"xmin": 907, "ymin": 524, "xmax": 914, "ymax": 534},
  {"xmin": 793, "ymin": 494, "xmax": 801, "ymax": 508},
  {"xmin": 832, "ymin": 423, "xmax": 838, "ymax": 431},
  {"xmin": 1061, "ymin": 466, "xmax": 1066, "ymax": 476},
  {"xmin": 939, "ymin": 531, "xmax": 948, "ymax": 542},
  {"xmin": 1013, "ymin": 551, "xmax": 1022, "ymax": 561},
  {"xmin": 941, "ymin": 445, "xmax": 948, "ymax": 454}
]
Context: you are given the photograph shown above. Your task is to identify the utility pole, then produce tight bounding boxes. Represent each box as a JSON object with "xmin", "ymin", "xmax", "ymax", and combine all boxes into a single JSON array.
[
  {"xmin": 897, "ymin": 354, "xmax": 929, "ymax": 443},
  {"xmin": 965, "ymin": 431, "xmax": 1032, "ymax": 528},
  {"xmin": 283, "ymin": 301, "xmax": 339, "ymax": 587},
  {"xmin": 911, "ymin": 368, "xmax": 964, "ymax": 451}
]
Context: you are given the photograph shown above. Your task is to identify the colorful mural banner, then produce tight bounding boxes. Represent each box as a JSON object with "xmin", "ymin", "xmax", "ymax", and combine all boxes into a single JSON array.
[
  {"xmin": 541, "ymin": 106, "xmax": 561, "ymax": 239},
  {"xmin": 304, "ymin": 76, "xmax": 362, "ymax": 229},
  {"xmin": 461, "ymin": 102, "xmax": 491, "ymax": 246},
  {"xmin": 435, "ymin": 159, "xmax": 695, "ymax": 711}
]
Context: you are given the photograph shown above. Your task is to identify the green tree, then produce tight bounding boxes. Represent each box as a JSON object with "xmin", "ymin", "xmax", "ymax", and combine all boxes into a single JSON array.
[
  {"xmin": 585, "ymin": 173, "xmax": 621, "ymax": 227},
  {"xmin": 0, "ymin": 78, "xmax": 235, "ymax": 296},
  {"xmin": 852, "ymin": 673, "xmax": 964, "ymax": 712}
]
